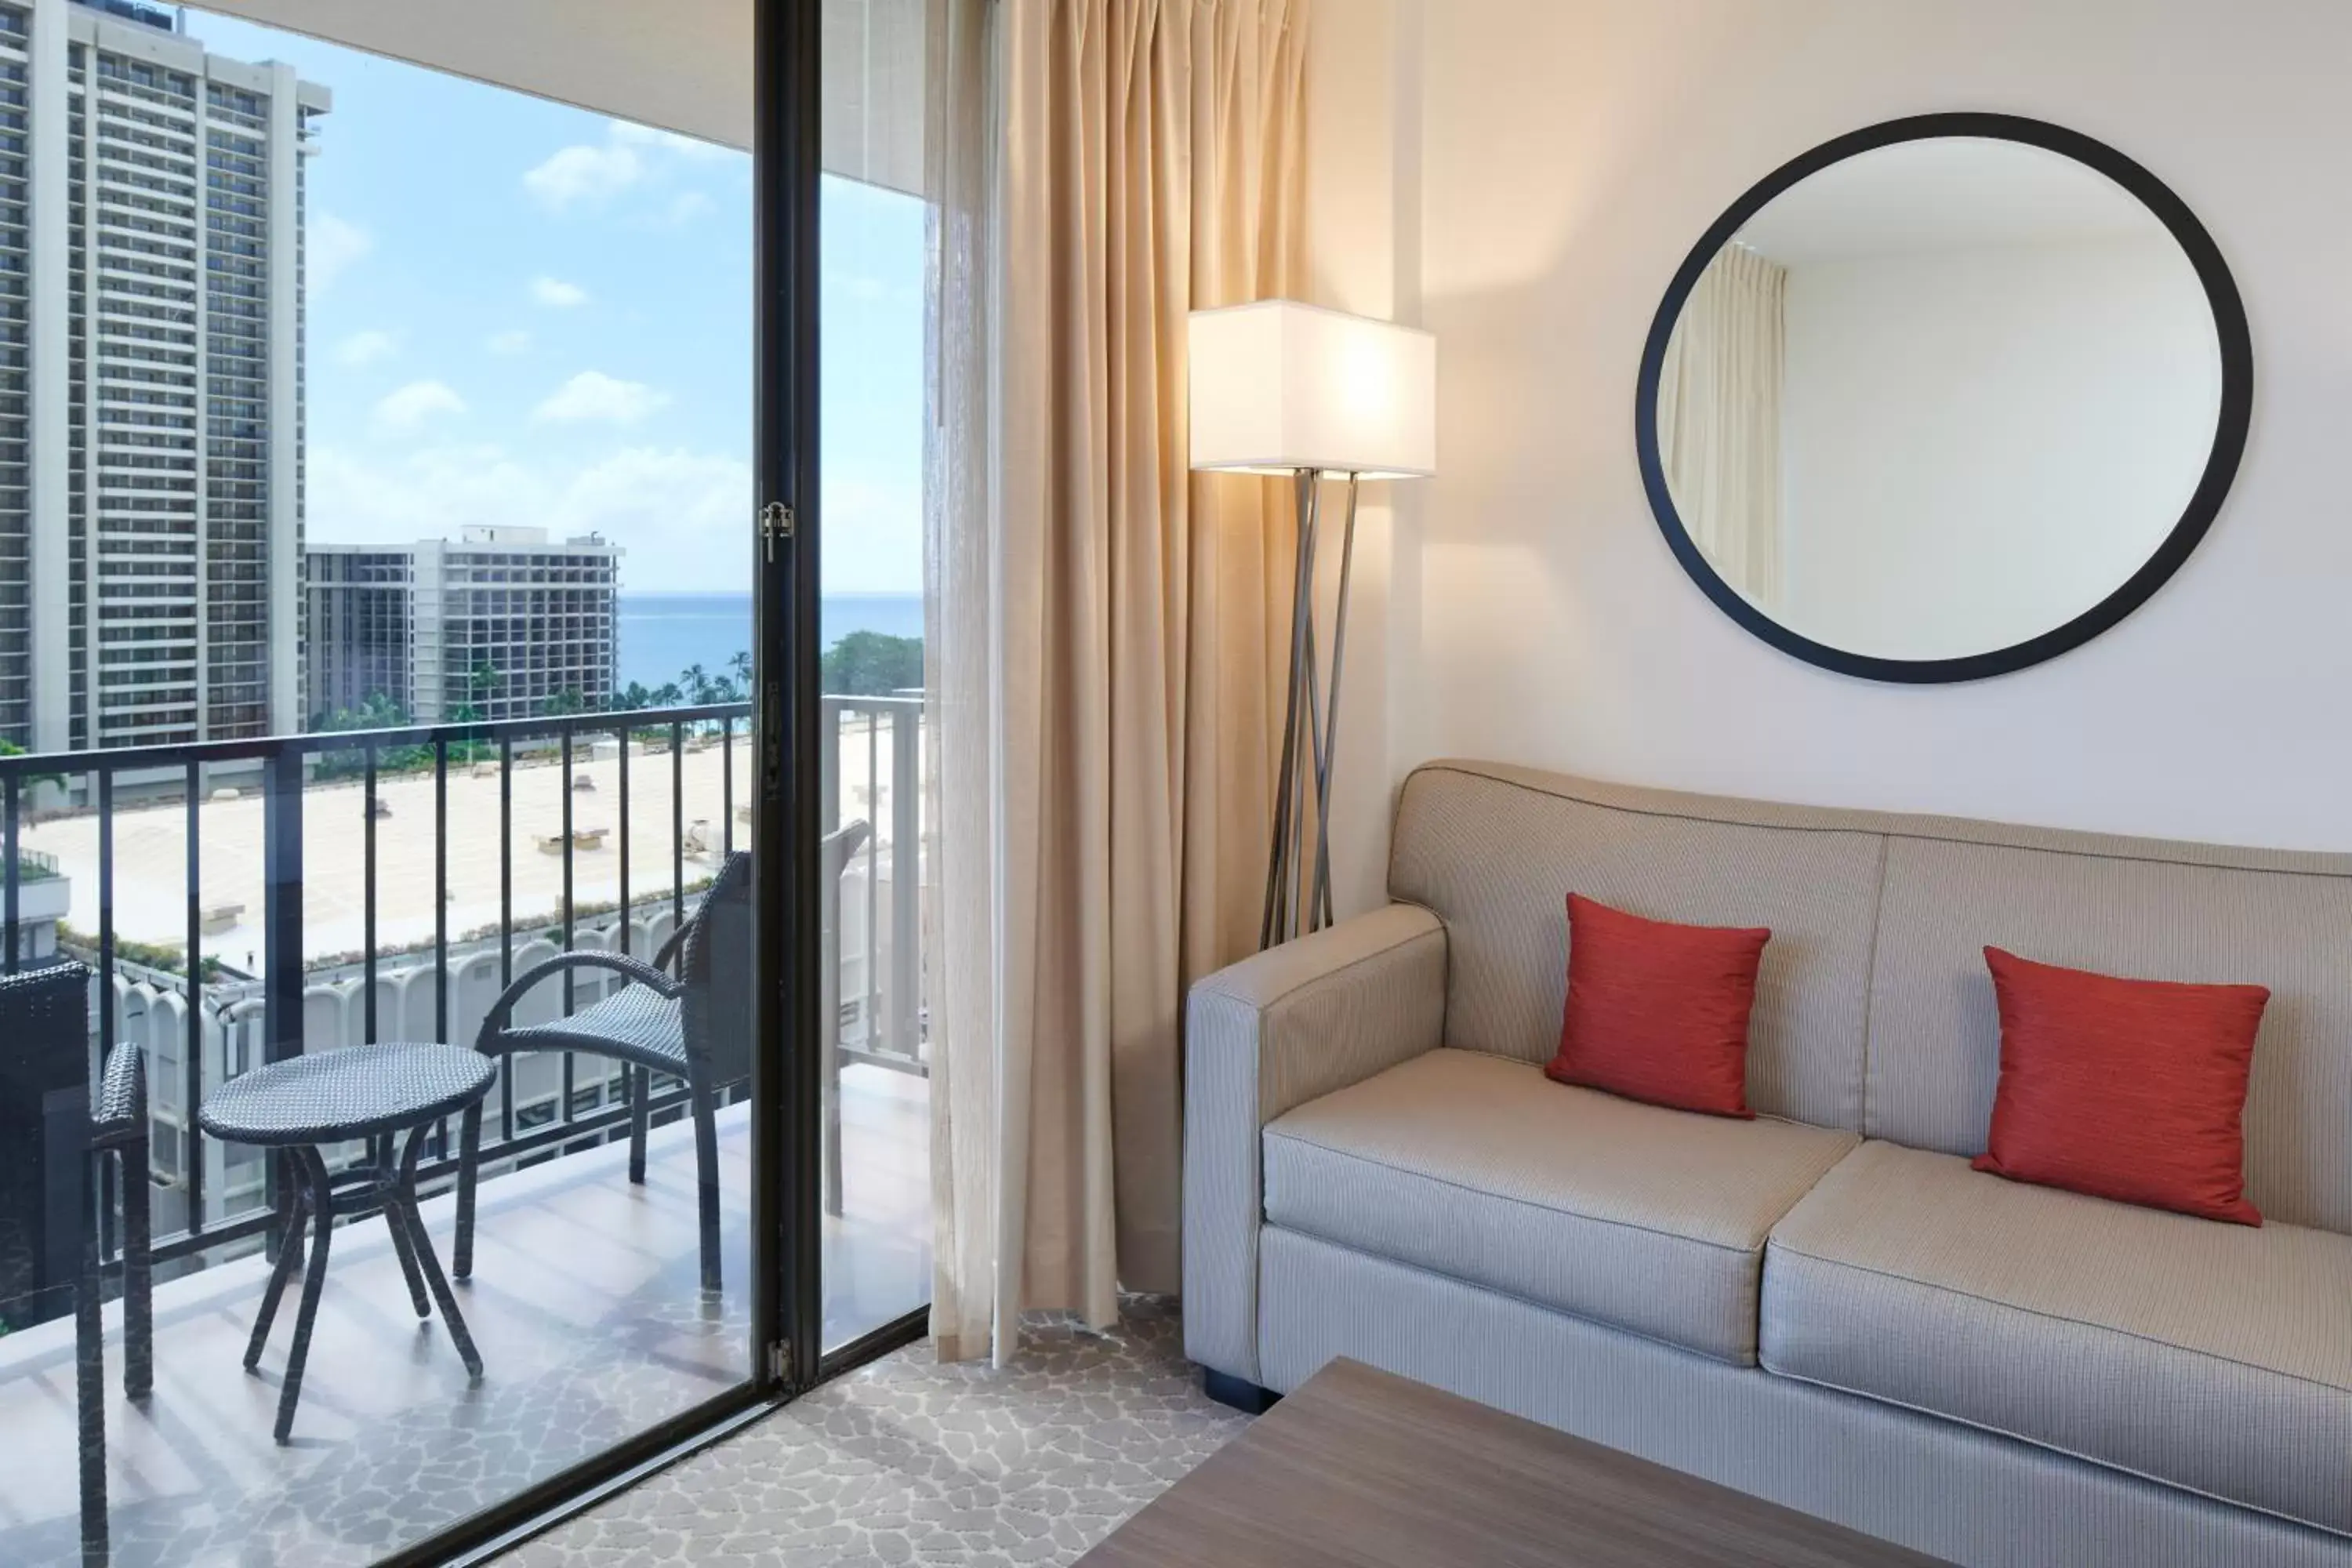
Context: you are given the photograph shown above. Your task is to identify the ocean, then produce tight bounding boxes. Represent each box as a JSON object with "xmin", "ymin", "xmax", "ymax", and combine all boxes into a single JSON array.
[{"xmin": 617, "ymin": 592, "xmax": 925, "ymax": 691}]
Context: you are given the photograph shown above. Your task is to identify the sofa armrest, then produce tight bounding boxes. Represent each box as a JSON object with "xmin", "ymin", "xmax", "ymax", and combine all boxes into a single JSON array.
[{"xmin": 1182, "ymin": 902, "xmax": 1448, "ymax": 1384}]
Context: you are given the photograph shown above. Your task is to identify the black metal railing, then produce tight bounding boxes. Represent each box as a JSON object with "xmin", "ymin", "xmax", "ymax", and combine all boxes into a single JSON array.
[
  {"xmin": 0, "ymin": 688, "xmax": 929, "ymax": 1301},
  {"xmin": 0, "ymin": 702, "xmax": 751, "ymax": 1277}
]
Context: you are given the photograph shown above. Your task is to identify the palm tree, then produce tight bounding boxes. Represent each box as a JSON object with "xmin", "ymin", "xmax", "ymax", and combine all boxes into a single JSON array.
[
  {"xmin": 0, "ymin": 737, "xmax": 64, "ymax": 792},
  {"xmin": 610, "ymin": 680, "xmax": 662, "ymax": 713},
  {"xmin": 313, "ymin": 691, "xmax": 430, "ymax": 776}
]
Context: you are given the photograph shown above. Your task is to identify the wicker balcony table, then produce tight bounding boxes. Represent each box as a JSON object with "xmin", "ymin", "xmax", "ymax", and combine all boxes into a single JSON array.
[{"xmin": 198, "ymin": 1042, "xmax": 495, "ymax": 1443}]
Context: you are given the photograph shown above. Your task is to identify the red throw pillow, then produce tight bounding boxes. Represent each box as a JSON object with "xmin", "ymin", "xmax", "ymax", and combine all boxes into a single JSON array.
[
  {"xmin": 1545, "ymin": 894, "xmax": 1770, "ymax": 1119},
  {"xmin": 1974, "ymin": 946, "xmax": 2267, "ymax": 1225}
]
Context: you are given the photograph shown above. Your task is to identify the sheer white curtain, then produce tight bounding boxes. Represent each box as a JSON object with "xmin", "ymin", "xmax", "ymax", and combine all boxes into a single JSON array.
[
  {"xmin": 926, "ymin": 0, "xmax": 1309, "ymax": 1365},
  {"xmin": 922, "ymin": 0, "xmax": 1000, "ymax": 1366},
  {"xmin": 1657, "ymin": 244, "xmax": 1786, "ymax": 606}
]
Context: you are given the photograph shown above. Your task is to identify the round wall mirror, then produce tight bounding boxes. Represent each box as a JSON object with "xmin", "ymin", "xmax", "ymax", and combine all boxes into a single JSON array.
[{"xmin": 1635, "ymin": 114, "xmax": 2252, "ymax": 683}]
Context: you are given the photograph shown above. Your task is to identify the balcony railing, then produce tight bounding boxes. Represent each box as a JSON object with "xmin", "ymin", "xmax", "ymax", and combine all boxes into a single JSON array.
[
  {"xmin": 819, "ymin": 694, "xmax": 927, "ymax": 1076},
  {"xmin": 0, "ymin": 693, "xmax": 926, "ymax": 1312}
]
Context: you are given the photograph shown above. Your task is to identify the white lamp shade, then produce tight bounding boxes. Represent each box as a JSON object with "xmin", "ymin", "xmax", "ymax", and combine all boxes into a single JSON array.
[{"xmin": 1188, "ymin": 300, "xmax": 1436, "ymax": 479}]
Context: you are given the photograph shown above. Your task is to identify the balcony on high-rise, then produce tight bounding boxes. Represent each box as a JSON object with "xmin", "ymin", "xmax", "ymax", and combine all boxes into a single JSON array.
[{"xmin": 0, "ymin": 694, "xmax": 931, "ymax": 1566}]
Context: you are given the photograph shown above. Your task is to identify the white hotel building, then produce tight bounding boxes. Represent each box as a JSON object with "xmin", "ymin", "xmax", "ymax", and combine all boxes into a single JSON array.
[
  {"xmin": 305, "ymin": 526, "xmax": 622, "ymax": 726},
  {"xmin": 0, "ymin": 0, "xmax": 327, "ymax": 753}
]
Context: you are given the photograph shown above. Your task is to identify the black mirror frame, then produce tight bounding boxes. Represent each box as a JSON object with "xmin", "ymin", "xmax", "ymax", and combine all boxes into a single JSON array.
[{"xmin": 1634, "ymin": 111, "xmax": 2254, "ymax": 684}]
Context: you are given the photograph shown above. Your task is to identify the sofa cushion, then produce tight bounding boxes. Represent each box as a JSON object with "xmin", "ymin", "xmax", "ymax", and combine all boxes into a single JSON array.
[
  {"xmin": 1262, "ymin": 1048, "xmax": 1858, "ymax": 1364},
  {"xmin": 1762, "ymin": 1139, "xmax": 2352, "ymax": 1534}
]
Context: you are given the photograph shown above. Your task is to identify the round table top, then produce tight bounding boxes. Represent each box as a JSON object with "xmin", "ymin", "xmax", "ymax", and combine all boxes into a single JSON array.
[{"xmin": 198, "ymin": 1042, "xmax": 495, "ymax": 1147}]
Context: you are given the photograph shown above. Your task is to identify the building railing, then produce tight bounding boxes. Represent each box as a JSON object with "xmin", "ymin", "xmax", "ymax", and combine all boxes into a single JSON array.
[{"xmin": 0, "ymin": 692, "xmax": 929, "ymax": 1293}]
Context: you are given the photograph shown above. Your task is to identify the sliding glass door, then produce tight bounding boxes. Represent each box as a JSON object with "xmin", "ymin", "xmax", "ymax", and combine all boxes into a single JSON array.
[
  {"xmin": 810, "ymin": 0, "xmax": 936, "ymax": 1358},
  {"xmin": 0, "ymin": 0, "xmax": 937, "ymax": 1555},
  {"xmin": 0, "ymin": 0, "xmax": 835, "ymax": 1562}
]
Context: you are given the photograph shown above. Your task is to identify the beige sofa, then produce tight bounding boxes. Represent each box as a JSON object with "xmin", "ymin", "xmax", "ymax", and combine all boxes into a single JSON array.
[{"xmin": 1183, "ymin": 760, "xmax": 2352, "ymax": 1568}]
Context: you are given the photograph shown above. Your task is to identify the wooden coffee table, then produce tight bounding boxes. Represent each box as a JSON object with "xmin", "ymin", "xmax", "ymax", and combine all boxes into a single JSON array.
[{"xmin": 1080, "ymin": 1359, "xmax": 1947, "ymax": 1566}]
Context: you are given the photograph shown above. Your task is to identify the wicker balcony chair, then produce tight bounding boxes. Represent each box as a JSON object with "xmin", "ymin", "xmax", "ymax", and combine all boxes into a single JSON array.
[
  {"xmin": 88, "ymin": 1034, "xmax": 154, "ymax": 1395},
  {"xmin": 0, "ymin": 962, "xmax": 151, "ymax": 1561},
  {"xmin": 456, "ymin": 823, "xmax": 869, "ymax": 1296}
]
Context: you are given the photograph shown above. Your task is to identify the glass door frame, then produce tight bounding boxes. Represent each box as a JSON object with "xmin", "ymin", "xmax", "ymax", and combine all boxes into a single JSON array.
[
  {"xmin": 375, "ymin": 0, "xmax": 924, "ymax": 1559},
  {"xmin": 757, "ymin": 0, "xmax": 827, "ymax": 1406}
]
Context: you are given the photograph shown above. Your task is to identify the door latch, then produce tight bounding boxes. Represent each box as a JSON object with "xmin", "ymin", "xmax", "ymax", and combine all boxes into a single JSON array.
[{"xmin": 760, "ymin": 501, "xmax": 796, "ymax": 561}]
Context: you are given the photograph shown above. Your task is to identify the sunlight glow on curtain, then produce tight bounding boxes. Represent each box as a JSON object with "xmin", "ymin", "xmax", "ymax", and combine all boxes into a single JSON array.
[
  {"xmin": 1657, "ymin": 244, "xmax": 1786, "ymax": 607},
  {"xmin": 923, "ymin": 0, "xmax": 999, "ymax": 1367}
]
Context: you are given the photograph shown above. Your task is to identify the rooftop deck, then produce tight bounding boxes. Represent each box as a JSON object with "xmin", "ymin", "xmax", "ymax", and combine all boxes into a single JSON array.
[{"xmin": 0, "ymin": 1066, "xmax": 929, "ymax": 1568}]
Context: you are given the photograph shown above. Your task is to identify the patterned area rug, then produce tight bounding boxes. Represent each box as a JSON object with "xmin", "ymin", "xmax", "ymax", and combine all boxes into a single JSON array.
[{"xmin": 499, "ymin": 1301, "xmax": 1249, "ymax": 1566}]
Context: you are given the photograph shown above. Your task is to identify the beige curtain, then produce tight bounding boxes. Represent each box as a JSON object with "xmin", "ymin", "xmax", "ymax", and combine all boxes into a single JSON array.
[
  {"xmin": 1657, "ymin": 244, "xmax": 1786, "ymax": 607},
  {"xmin": 928, "ymin": 0, "xmax": 1309, "ymax": 1364}
]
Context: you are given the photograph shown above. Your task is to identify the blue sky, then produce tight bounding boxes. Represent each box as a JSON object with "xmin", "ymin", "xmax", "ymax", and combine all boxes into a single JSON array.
[{"xmin": 189, "ymin": 7, "xmax": 926, "ymax": 596}]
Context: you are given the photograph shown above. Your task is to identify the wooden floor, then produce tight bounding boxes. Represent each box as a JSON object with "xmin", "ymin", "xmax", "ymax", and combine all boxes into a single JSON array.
[{"xmin": 0, "ymin": 1065, "xmax": 930, "ymax": 1568}]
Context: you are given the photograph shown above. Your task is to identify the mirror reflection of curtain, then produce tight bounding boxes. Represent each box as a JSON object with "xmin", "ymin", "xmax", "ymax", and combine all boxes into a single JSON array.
[{"xmin": 1657, "ymin": 245, "xmax": 1786, "ymax": 606}]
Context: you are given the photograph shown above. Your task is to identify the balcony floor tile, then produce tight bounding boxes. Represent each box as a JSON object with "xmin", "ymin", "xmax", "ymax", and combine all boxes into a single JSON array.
[{"xmin": 0, "ymin": 1065, "xmax": 931, "ymax": 1568}]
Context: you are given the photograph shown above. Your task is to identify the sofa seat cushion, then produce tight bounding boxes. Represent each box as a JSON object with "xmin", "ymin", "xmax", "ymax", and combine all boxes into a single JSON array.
[
  {"xmin": 1261, "ymin": 1048, "xmax": 1858, "ymax": 1364},
  {"xmin": 1763, "ymin": 1140, "xmax": 2352, "ymax": 1534}
]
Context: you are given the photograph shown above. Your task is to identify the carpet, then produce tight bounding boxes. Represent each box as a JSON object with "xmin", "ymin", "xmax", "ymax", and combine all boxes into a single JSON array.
[{"xmin": 499, "ymin": 1300, "xmax": 1249, "ymax": 1566}]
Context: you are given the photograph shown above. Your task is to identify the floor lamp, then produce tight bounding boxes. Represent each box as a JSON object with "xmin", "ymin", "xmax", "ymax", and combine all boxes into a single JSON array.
[{"xmin": 1188, "ymin": 301, "xmax": 1437, "ymax": 949}]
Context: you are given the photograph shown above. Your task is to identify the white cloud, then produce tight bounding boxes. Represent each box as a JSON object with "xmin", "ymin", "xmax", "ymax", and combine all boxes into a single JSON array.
[
  {"xmin": 530, "ymin": 276, "xmax": 590, "ymax": 309},
  {"xmin": 524, "ymin": 120, "xmax": 735, "ymax": 213},
  {"xmin": 334, "ymin": 329, "xmax": 399, "ymax": 368},
  {"xmin": 822, "ymin": 473, "xmax": 924, "ymax": 593},
  {"xmin": 308, "ymin": 443, "xmax": 753, "ymax": 592},
  {"xmin": 533, "ymin": 371, "xmax": 672, "ymax": 425},
  {"xmin": 485, "ymin": 328, "xmax": 532, "ymax": 356},
  {"xmin": 311, "ymin": 443, "xmax": 544, "ymax": 549},
  {"xmin": 663, "ymin": 191, "xmax": 714, "ymax": 226},
  {"xmin": 523, "ymin": 140, "xmax": 644, "ymax": 211},
  {"xmin": 310, "ymin": 212, "xmax": 372, "ymax": 292},
  {"xmin": 564, "ymin": 448, "xmax": 750, "ymax": 554},
  {"xmin": 372, "ymin": 379, "xmax": 467, "ymax": 434}
]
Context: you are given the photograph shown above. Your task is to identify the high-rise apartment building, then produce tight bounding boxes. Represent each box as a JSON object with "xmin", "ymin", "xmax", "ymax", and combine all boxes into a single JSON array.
[
  {"xmin": 305, "ymin": 526, "xmax": 621, "ymax": 726},
  {"xmin": 0, "ymin": 0, "xmax": 328, "ymax": 752}
]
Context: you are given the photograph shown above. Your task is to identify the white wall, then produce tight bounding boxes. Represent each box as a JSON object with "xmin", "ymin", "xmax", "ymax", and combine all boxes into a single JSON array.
[
  {"xmin": 1367, "ymin": 0, "xmax": 2352, "ymax": 850},
  {"xmin": 1777, "ymin": 235, "xmax": 2218, "ymax": 661},
  {"xmin": 1304, "ymin": 0, "xmax": 1404, "ymax": 915}
]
